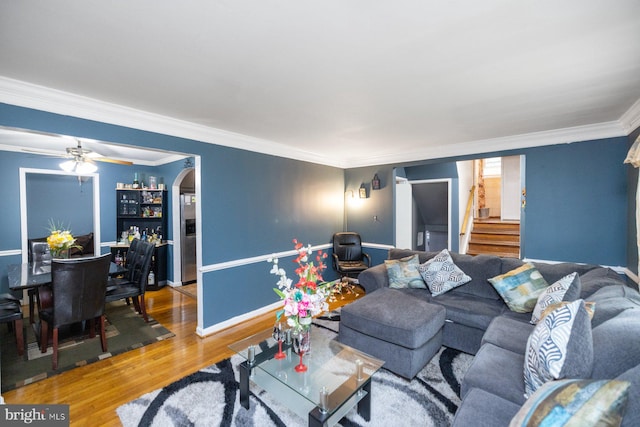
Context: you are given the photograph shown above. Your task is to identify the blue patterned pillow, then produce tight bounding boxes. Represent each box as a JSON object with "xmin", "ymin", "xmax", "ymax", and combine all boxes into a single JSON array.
[
  {"xmin": 511, "ymin": 379, "xmax": 629, "ymax": 427},
  {"xmin": 530, "ymin": 272, "xmax": 580, "ymax": 324},
  {"xmin": 489, "ymin": 263, "xmax": 549, "ymax": 313},
  {"xmin": 384, "ymin": 255, "xmax": 426, "ymax": 289},
  {"xmin": 524, "ymin": 299, "xmax": 594, "ymax": 398},
  {"xmin": 417, "ymin": 249, "xmax": 471, "ymax": 296}
]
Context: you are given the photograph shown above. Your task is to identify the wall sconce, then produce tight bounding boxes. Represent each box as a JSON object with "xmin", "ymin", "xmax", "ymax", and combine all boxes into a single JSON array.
[
  {"xmin": 359, "ymin": 184, "xmax": 367, "ymax": 199},
  {"xmin": 372, "ymin": 174, "xmax": 381, "ymax": 190}
]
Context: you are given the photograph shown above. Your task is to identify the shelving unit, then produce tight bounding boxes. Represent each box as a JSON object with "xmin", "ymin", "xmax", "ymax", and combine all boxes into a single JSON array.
[{"xmin": 113, "ymin": 189, "xmax": 168, "ymax": 289}]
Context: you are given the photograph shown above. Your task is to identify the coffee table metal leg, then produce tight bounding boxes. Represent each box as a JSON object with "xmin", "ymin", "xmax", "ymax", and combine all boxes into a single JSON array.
[
  {"xmin": 239, "ymin": 361, "xmax": 251, "ymax": 410},
  {"xmin": 357, "ymin": 379, "xmax": 372, "ymax": 421}
]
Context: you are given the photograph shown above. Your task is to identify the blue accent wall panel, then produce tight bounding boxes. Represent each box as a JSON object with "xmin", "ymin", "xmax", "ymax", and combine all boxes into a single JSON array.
[{"xmin": 524, "ymin": 138, "xmax": 627, "ymax": 265}]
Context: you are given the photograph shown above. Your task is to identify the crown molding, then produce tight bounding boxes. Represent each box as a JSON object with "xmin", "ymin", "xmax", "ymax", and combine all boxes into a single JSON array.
[
  {"xmin": 345, "ymin": 121, "xmax": 628, "ymax": 168},
  {"xmin": 0, "ymin": 77, "xmax": 343, "ymax": 168},
  {"xmin": 619, "ymin": 98, "xmax": 640, "ymax": 135},
  {"xmin": 0, "ymin": 76, "xmax": 636, "ymax": 170}
]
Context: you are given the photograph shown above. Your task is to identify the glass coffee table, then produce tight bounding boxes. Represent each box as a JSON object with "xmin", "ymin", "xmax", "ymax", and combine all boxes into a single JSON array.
[{"xmin": 229, "ymin": 325, "xmax": 384, "ymax": 427}]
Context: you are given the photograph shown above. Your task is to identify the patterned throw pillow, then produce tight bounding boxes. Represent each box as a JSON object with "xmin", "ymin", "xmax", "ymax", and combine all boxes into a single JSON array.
[
  {"xmin": 488, "ymin": 263, "xmax": 549, "ymax": 313},
  {"xmin": 524, "ymin": 299, "xmax": 594, "ymax": 398},
  {"xmin": 510, "ymin": 379, "xmax": 630, "ymax": 427},
  {"xmin": 417, "ymin": 249, "xmax": 472, "ymax": 296},
  {"xmin": 530, "ymin": 272, "xmax": 580, "ymax": 324},
  {"xmin": 384, "ymin": 255, "xmax": 426, "ymax": 289},
  {"xmin": 540, "ymin": 300, "xmax": 596, "ymax": 321}
]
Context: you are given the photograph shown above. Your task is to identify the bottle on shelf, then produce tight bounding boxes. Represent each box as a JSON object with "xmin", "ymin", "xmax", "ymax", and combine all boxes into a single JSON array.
[
  {"xmin": 132, "ymin": 173, "xmax": 140, "ymax": 189},
  {"xmin": 148, "ymin": 270, "xmax": 155, "ymax": 286},
  {"xmin": 115, "ymin": 250, "xmax": 123, "ymax": 266}
]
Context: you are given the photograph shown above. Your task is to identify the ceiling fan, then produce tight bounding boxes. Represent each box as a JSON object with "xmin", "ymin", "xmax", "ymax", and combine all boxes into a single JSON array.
[{"xmin": 23, "ymin": 139, "xmax": 133, "ymax": 173}]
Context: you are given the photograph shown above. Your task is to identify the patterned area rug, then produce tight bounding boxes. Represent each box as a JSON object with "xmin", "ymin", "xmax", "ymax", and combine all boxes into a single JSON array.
[
  {"xmin": 0, "ymin": 300, "xmax": 175, "ymax": 393},
  {"xmin": 117, "ymin": 313, "xmax": 473, "ymax": 426}
]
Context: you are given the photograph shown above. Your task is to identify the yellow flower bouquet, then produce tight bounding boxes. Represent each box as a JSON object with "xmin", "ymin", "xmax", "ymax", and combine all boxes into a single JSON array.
[{"xmin": 46, "ymin": 220, "xmax": 81, "ymax": 258}]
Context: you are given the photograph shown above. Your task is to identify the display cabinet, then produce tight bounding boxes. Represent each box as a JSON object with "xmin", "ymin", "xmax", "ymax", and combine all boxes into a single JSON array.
[{"xmin": 113, "ymin": 189, "xmax": 168, "ymax": 289}]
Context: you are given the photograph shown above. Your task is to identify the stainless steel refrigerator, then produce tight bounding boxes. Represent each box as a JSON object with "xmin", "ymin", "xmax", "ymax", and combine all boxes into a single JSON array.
[{"xmin": 180, "ymin": 193, "xmax": 197, "ymax": 284}]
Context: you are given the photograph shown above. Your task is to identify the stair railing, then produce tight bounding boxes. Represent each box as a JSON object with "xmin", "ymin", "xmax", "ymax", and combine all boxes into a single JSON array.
[{"xmin": 459, "ymin": 185, "xmax": 475, "ymax": 254}]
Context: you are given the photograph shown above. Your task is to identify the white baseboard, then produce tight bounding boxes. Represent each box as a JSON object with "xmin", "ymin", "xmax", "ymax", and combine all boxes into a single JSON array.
[{"xmin": 196, "ymin": 301, "xmax": 281, "ymax": 337}]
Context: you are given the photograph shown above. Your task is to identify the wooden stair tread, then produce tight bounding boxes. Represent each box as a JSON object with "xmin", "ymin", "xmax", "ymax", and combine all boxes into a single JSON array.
[{"xmin": 469, "ymin": 240, "xmax": 520, "ymax": 247}]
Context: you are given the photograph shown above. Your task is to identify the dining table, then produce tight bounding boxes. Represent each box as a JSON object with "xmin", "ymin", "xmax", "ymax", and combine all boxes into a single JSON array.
[{"xmin": 7, "ymin": 259, "xmax": 127, "ymax": 323}]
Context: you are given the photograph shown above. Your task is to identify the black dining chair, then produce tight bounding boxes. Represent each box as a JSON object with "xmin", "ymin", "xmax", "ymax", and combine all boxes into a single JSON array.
[
  {"xmin": 0, "ymin": 293, "xmax": 24, "ymax": 356},
  {"xmin": 106, "ymin": 240, "xmax": 155, "ymax": 322},
  {"xmin": 331, "ymin": 232, "xmax": 372, "ymax": 278},
  {"xmin": 39, "ymin": 253, "xmax": 111, "ymax": 369},
  {"xmin": 28, "ymin": 241, "xmax": 52, "ymax": 324}
]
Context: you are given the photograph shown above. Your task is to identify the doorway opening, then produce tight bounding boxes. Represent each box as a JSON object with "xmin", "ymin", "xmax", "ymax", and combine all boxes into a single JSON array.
[
  {"xmin": 171, "ymin": 166, "xmax": 197, "ymax": 288},
  {"xmin": 395, "ymin": 178, "xmax": 452, "ymax": 252}
]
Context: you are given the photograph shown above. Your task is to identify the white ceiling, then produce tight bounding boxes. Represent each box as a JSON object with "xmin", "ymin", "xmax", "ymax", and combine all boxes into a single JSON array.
[{"xmin": 1, "ymin": 1, "xmax": 639, "ymax": 168}]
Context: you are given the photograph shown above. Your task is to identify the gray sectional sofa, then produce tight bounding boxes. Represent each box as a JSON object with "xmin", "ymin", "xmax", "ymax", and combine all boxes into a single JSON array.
[{"xmin": 338, "ymin": 248, "xmax": 640, "ymax": 426}]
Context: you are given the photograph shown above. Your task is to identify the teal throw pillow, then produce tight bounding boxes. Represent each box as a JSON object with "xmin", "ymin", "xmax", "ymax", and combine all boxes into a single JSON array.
[
  {"xmin": 385, "ymin": 255, "xmax": 426, "ymax": 289},
  {"xmin": 510, "ymin": 379, "xmax": 629, "ymax": 427},
  {"xmin": 489, "ymin": 263, "xmax": 549, "ymax": 313}
]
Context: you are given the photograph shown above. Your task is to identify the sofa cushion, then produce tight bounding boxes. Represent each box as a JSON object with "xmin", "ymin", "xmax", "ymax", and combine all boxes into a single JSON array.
[
  {"xmin": 489, "ymin": 263, "xmax": 549, "ymax": 313},
  {"xmin": 510, "ymin": 379, "xmax": 630, "ymax": 427},
  {"xmin": 340, "ymin": 287, "xmax": 444, "ymax": 349},
  {"xmin": 592, "ymin": 309, "xmax": 640, "ymax": 379},
  {"xmin": 579, "ymin": 267, "xmax": 627, "ymax": 299},
  {"xmin": 448, "ymin": 253, "xmax": 503, "ymax": 300},
  {"xmin": 530, "ymin": 272, "xmax": 580, "ymax": 324},
  {"xmin": 432, "ymin": 293, "xmax": 505, "ymax": 330},
  {"xmin": 616, "ymin": 365, "xmax": 640, "ymax": 427},
  {"xmin": 482, "ymin": 316, "xmax": 535, "ymax": 355},
  {"xmin": 388, "ymin": 248, "xmax": 439, "ymax": 264},
  {"xmin": 500, "ymin": 258, "xmax": 597, "ymax": 284},
  {"xmin": 588, "ymin": 286, "xmax": 640, "ymax": 328},
  {"xmin": 524, "ymin": 299, "xmax": 594, "ymax": 398},
  {"xmin": 384, "ymin": 255, "xmax": 427, "ymax": 289},
  {"xmin": 452, "ymin": 388, "xmax": 520, "ymax": 427},
  {"xmin": 461, "ymin": 343, "xmax": 527, "ymax": 404},
  {"xmin": 417, "ymin": 249, "xmax": 471, "ymax": 296}
]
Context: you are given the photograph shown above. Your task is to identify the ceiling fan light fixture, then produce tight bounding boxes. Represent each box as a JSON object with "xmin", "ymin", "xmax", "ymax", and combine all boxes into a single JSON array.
[{"xmin": 60, "ymin": 159, "xmax": 98, "ymax": 174}]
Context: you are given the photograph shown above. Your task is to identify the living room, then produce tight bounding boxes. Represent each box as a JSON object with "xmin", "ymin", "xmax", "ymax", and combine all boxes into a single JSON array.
[{"xmin": 1, "ymin": 2, "xmax": 640, "ymax": 425}]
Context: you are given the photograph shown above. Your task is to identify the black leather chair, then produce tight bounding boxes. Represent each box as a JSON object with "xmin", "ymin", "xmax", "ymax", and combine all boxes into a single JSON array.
[
  {"xmin": 106, "ymin": 240, "xmax": 155, "ymax": 322},
  {"xmin": 39, "ymin": 253, "xmax": 111, "ymax": 369},
  {"xmin": 331, "ymin": 232, "xmax": 371, "ymax": 278},
  {"xmin": 28, "ymin": 241, "xmax": 52, "ymax": 324},
  {"xmin": 0, "ymin": 293, "xmax": 24, "ymax": 356}
]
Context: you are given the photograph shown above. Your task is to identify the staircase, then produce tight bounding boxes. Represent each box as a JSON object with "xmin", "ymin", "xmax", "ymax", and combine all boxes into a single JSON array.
[{"xmin": 467, "ymin": 219, "xmax": 520, "ymax": 258}]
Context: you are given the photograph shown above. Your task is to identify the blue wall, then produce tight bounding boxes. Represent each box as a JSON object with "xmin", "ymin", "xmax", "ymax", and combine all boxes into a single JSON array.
[
  {"xmin": 0, "ymin": 101, "xmax": 636, "ymax": 329},
  {"xmin": 345, "ymin": 137, "xmax": 630, "ymax": 268},
  {"xmin": 0, "ymin": 103, "xmax": 344, "ymax": 328}
]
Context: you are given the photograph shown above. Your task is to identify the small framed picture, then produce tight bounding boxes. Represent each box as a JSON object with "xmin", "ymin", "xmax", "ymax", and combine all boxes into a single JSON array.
[{"xmin": 359, "ymin": 187, "xmax": 367, "ymax": 198}]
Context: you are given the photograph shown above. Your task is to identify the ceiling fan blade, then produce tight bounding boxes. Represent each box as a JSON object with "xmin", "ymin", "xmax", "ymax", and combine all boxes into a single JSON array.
[
  {"xmin": 21, "ymin": 148, "xmax": 68, "ymax": 158},
  {"xmin": 92, "ymin": 157, "xmax": 133, "ymax": 166}
]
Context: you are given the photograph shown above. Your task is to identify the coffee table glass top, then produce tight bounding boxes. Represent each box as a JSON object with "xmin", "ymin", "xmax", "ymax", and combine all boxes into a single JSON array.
[{"xmin": 229, "ymin": 325, "xmax": 384, "ymax": 414}]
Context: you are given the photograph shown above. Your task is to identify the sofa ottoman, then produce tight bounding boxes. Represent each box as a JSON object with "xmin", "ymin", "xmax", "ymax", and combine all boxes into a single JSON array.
[{"xmin": 338, "ymin": 287, "xmax": 445, "ymax": 379}]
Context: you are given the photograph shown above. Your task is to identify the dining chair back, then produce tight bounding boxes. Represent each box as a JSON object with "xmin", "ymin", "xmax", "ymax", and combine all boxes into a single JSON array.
[
  {"xmin": 39, "ymin": 253, "xmax": 111, "ymax": 369},
  {"xmin": 106, "ymin": 240, "xmax": 155, "ymax": 322},
  {"xmin": 0, "ymin": 294, "xmax": 24, "ymax": 356}
]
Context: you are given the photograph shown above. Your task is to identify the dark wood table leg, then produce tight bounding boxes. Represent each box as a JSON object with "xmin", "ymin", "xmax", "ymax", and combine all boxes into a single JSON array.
[{"xmin": 239, "ymin": 360, "xmax": 251, "ymax": 410}]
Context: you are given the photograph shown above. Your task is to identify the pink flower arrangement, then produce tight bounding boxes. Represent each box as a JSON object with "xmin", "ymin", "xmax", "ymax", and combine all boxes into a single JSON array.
[{"xmin": 269, "ymin": 239, "xmax": 330, "ymax": 330}]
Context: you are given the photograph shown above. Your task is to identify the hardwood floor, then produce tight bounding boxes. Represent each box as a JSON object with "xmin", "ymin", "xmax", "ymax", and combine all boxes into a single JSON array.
[{"xmin": 3, "ymin": 284, "xmax": 362, "ymax": 426}]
